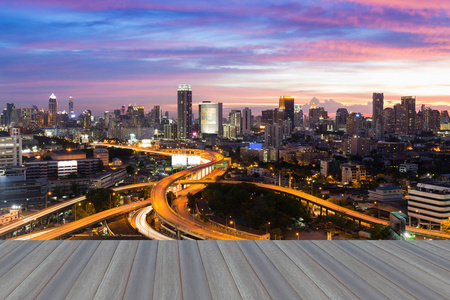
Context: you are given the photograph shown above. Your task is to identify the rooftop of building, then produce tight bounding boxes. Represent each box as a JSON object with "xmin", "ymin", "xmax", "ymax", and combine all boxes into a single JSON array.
[
  {"xmin": 50, "ymin": 150, "xmax": 86, "ymax": 156},
  {"xmin": 375, "ymin": 186, "xmax": 402, "ymax": 191}
]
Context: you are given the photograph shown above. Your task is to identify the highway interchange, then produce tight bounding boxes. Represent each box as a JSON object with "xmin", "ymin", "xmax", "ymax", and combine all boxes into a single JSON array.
[{"xmin": 3, "ymin": 143, "xmax": 450, "ymax": 241}]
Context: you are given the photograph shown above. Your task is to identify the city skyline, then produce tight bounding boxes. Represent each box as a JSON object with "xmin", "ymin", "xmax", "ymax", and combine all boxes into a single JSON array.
[{"xmin": 1, "ymin": 1, "xmax": 450, "ymax": 115}]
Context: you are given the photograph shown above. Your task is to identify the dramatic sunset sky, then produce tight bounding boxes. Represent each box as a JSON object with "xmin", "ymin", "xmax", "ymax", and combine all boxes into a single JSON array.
[{"xmin": 1, "ymin": 0, "xmax": 449, "ymax": 116}]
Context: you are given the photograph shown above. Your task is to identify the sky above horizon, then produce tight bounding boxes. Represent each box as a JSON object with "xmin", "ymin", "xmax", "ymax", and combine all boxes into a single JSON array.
[{"xmin": 1, "ymin": 0, "xmax": 450, "ymax": 117}]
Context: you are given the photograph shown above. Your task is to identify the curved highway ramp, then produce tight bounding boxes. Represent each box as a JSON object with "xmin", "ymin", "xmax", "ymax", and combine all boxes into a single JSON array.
[{"xmin": 0, "ymin": 240, "xmax": 449, "ymax": 299}]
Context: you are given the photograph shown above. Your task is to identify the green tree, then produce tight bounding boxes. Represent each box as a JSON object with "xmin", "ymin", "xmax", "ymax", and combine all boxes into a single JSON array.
[
  {"xmin": 86, "ymin": 188, "xmax": 118, "ymax": 212},
  {"xmin": 54, "ymin": 187, "xmax": 64, "ymax": 199},
  {"xmin": 187, "ymin": 193, "xmax": 196, "ymax": 210},
  {"xmin": 166, "ymin": 191, "xmax": 176, "ymax": 207},
  {"xmin": 71, "ymin": 182, "xmax": 80, "ymax": 197},
  {"xmin": 368, "ymin": 224, "xmax": 391, "ymax": 240}
]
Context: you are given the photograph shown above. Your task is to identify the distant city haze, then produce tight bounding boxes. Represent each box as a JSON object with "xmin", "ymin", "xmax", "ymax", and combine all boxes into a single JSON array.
[{"xmin": 1, "ymin": 1, "xmax": 449, "ymax": 116}]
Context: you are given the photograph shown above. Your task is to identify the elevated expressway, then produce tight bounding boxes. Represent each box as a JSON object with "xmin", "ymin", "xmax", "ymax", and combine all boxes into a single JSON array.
[
  {"xmin": 184, "ymin": 180, "xmax": 450, "ymax": 240},
  {"xmin": 0, "ymin": 182, "xmax": 158, "ymax": 239},
  {"xmin": 95, "ymin": 144, "xmax": 267, "ymax": 240}
]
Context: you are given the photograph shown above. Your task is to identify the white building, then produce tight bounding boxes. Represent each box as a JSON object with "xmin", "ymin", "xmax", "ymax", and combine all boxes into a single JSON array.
[
  {"xmin": 341, "ymin": 164, "xmax": 366, "ymax": 184},
  {"xmin": 399, "ymin": 163, "xmax": 418, "ymax": 173},
  {"xmin": 0, "ymin": 128, "xmax": 22, "ymax": 167},
  {"xmin": 408, "ymin": 183, "xmax": 450, "ymax": 228},
  {"xmin": 199, "ymin": 101, "xmax": 223, "ymax": 136},
  {"xmin": 368, "ymin": 186, "xmax": 403, "ymax": 202}
]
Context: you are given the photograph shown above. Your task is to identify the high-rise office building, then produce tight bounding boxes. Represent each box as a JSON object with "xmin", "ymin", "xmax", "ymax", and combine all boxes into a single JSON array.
[
  {"xmin": 199, "ymin": 101, "xmax": 223, "ymax": 136},
  {"xmin": 69, "ymin": 96, "xmax": 74, "ymax": 114},
  {"xmin": 242, "ymin": 107, "xmax": 252, "ymax": 135},
  {"xmin": 0, "ymin": 128, "xmax": 22, "ymax": 167},
  {"xmin": 261, "ymin": 109, "xmax": 274, "ymax": 125},
  {"xmin": 395, "ymin": 96, "xmax": 416, "ymax": 135},
  {"xmin": 153, "ymin": 105, "xmax": 162, "ymax": 125},
  {"xmin": 177, "ymin": 84, "xmax": 193, "ymax": 139},
  {"xmin": 372, "ymin": 93, "xmax": 384, "ymax": 138},
  {"xmin": 347, "ymin": 112, "xmax": 363, "ymax": 135},
  {"xmin": 309, "ymin": 103, "xmax": 327, "ymax": 129},
  {"xmin": 335, "ymin": 108, "xmax": 349, "ymax": 132},
  {"xmin": 383, "ymin": 107, "xmax": 396, "ymax": 134},
  {"xmin": 48, "ymin": 93, "xmax": 58, "ymax": 127},
  {"xmin": 294, "ymin": 104, "xmax": 304, "ymax": 127},
  {"xmin": 264, "ymin": 123, "xmax": 282, "ymax": 147},
  {"xmin": 279, "ymin": 96, "xmax": 294, "ymax": 128},
  {"xmin": 5, "ymin": 103, "xmax": 15, "ymax": 127},
  {"xmin": 229, "ymin": 110, "xmax": 242, "ymax": 136}
]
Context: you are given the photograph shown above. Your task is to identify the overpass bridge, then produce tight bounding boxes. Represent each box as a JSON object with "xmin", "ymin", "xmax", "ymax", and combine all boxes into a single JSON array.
[
  {"xmin": 0, "ymin": 182, "xmax": 157, "ymax": 239},
  {"xmin": 182, "ymin": 180, "xmax": 450, "ymax": 240}
]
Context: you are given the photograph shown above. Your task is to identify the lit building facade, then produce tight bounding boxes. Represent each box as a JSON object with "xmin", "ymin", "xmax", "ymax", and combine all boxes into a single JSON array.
[
  {"xmin": 199, "ymin": 101, "xmax": 223, "ymax": 136},
  {"xmin": 48, "ymin": 93, "xmax": 57, "ymax": 127},
  {"xmin": 177, "ymin": 84, "xmax": 192, "ymax": 139}
]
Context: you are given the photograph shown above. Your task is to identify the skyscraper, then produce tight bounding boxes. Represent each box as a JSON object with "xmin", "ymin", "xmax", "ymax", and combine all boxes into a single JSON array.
[
  {"xmin": 5, "ymin": 103, "xmax": 15, "ymax": 127},
  {"xmin": 69, "ymin": 96, "xmax": 74, "ymax": 114},
  {"xmin": 153, "ymin": 105, "xmax": 162, "ymax": 125},
  {"xmin": 177, "ymin": 84, "xmax": 192, "ymax": 139},
  {"xmin": 335, "ymin": 108, "xmax": 349, "ymax": 132},
  {"xmin": 242, "ymin": 107, "xmax": 252, "ymax": 135},
  {"xmin": 48, "ymin": 93, "xmax": 57, "ymax": 127},
  {"xmin": 199, "ymin": 101, "xmax": 223, "ymax": 136},
  {"xmin": 309, "ymin": 103, "xmax": 327, "ymax": 129},
  {"xmin": 383, "ymin": 108, "xmax": 395, "ymax": 133},
  {"xmin": 396, "ymin": 96, "xmax": 416, "ymax": 135},
  {"xmin": 372, "ymin": 93, "xmax": 384, "ymax": 138},
  {"xmin": 279, "ymin": 96, "xmax": 294, "ymax": 128},
  {"xmin": 229, "ymin": 110, "xmax": 242, "ymax": 136}
]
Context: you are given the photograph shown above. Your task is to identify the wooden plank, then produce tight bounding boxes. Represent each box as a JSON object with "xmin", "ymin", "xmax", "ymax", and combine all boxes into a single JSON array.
[
  {"xmin": 276, "ymin": 241, "xmax": 358, "ymax": 300},
  {"xmin": 216, "ymin": 241, "xmax": 271, "ymax": 300},
  {"xmin": 256, "ymin": 241, "xmax": 329, "ymax": 299},
  {"xmin": 35, "ymin": 241, "xmax": 101, "ymax": 300},
  {"xmin": 152, "ymin": 241, "xmax": 182, "ymax": 300},
  {"xmin": 375, "ymin": 241, "xmax": 450, "ymax": 284},
  {"xmin": 0, "ymin": 242, "xmax": 32, "ymax": 273},
  {"xmin": 65, "ymin": 241, "xmax": 120, "ymax": 300},
  {"xmin": 0, "ymin": 241, "xmax": 23, "ymax": 260},
  {"xmin": 294, "ymin": 241, "xmax": 388, "ymax": 300},
  {"xmin": 0, "ymin": 241, "xmax": 55, "ymax": 299},
  {"xmin": 313, "ymin": 241, "xmax": 416, "ymax": 299},
  {"xmin": 179, "ymin": 241, "xmax": 212, "ymax": 300},
  {"xmin": 93, "ymin": 241, "xmax": 140, "ymax": 300},
  {"xmin": 122, "ymin": 241, "xmax": 158, "ymax": 300},
  {"xmin": 238, "ymin": 241, "xmax": 301, "ymax": 299},
  {"xmin": 337, "ymin": 241, "xmax": 445, "ymax": 300},
  {"xmin": 349, "ymin": 241, "xmax": 450, "ymax": 298},
  {"xmin": 5, "ymin": 241, "xmax": 81, "ymax": 300},
  {"xmin": 197, "ymin": 241, "xmax": 242, "ymax": 300},
  {"xmin": 408, "ymin": 241, "xmax": 450, "ymax": 260}
]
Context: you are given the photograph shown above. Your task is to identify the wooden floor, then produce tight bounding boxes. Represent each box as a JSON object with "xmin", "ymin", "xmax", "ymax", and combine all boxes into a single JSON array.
[{"xmin": 0, "ymin": 240, "xmax": 449, "ymax": 299}]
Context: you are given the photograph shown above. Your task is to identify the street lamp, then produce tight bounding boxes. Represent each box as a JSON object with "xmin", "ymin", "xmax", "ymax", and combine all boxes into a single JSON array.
[
  {"xmin": 74, "ymin": 203, "xmax": 81, "ymax": 221},
  {"xmin": 46, "ymin": 191, "xmax": 51, "ymax": 208},
  {"xmin": 415, "ymin": 209, "xmax": 420, "ymax": 227},
  {"xmin": 226, "ymin": 215, "xmax": 232, "ymax": 230},
  {"xmin": 110, "ymin": 192, "xmax": 116, "ymax": 210},
  {"xmin": 188, "ymin": 208, "xmax": 194, "ymax": 222},
  {"xmin": 296, "ymin": 232, "xmax": 299, "ymax": 240},
  {"xmin": 230, "ymin": 220, "xmax": 236, "ymax": 230},
  {"xmin": 374, "ymin": 201, "xmax": 380, "ymax": 219},
  {"xmin": 266, "ymin": 221, "xmax": 271, "ymax": 234}
]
